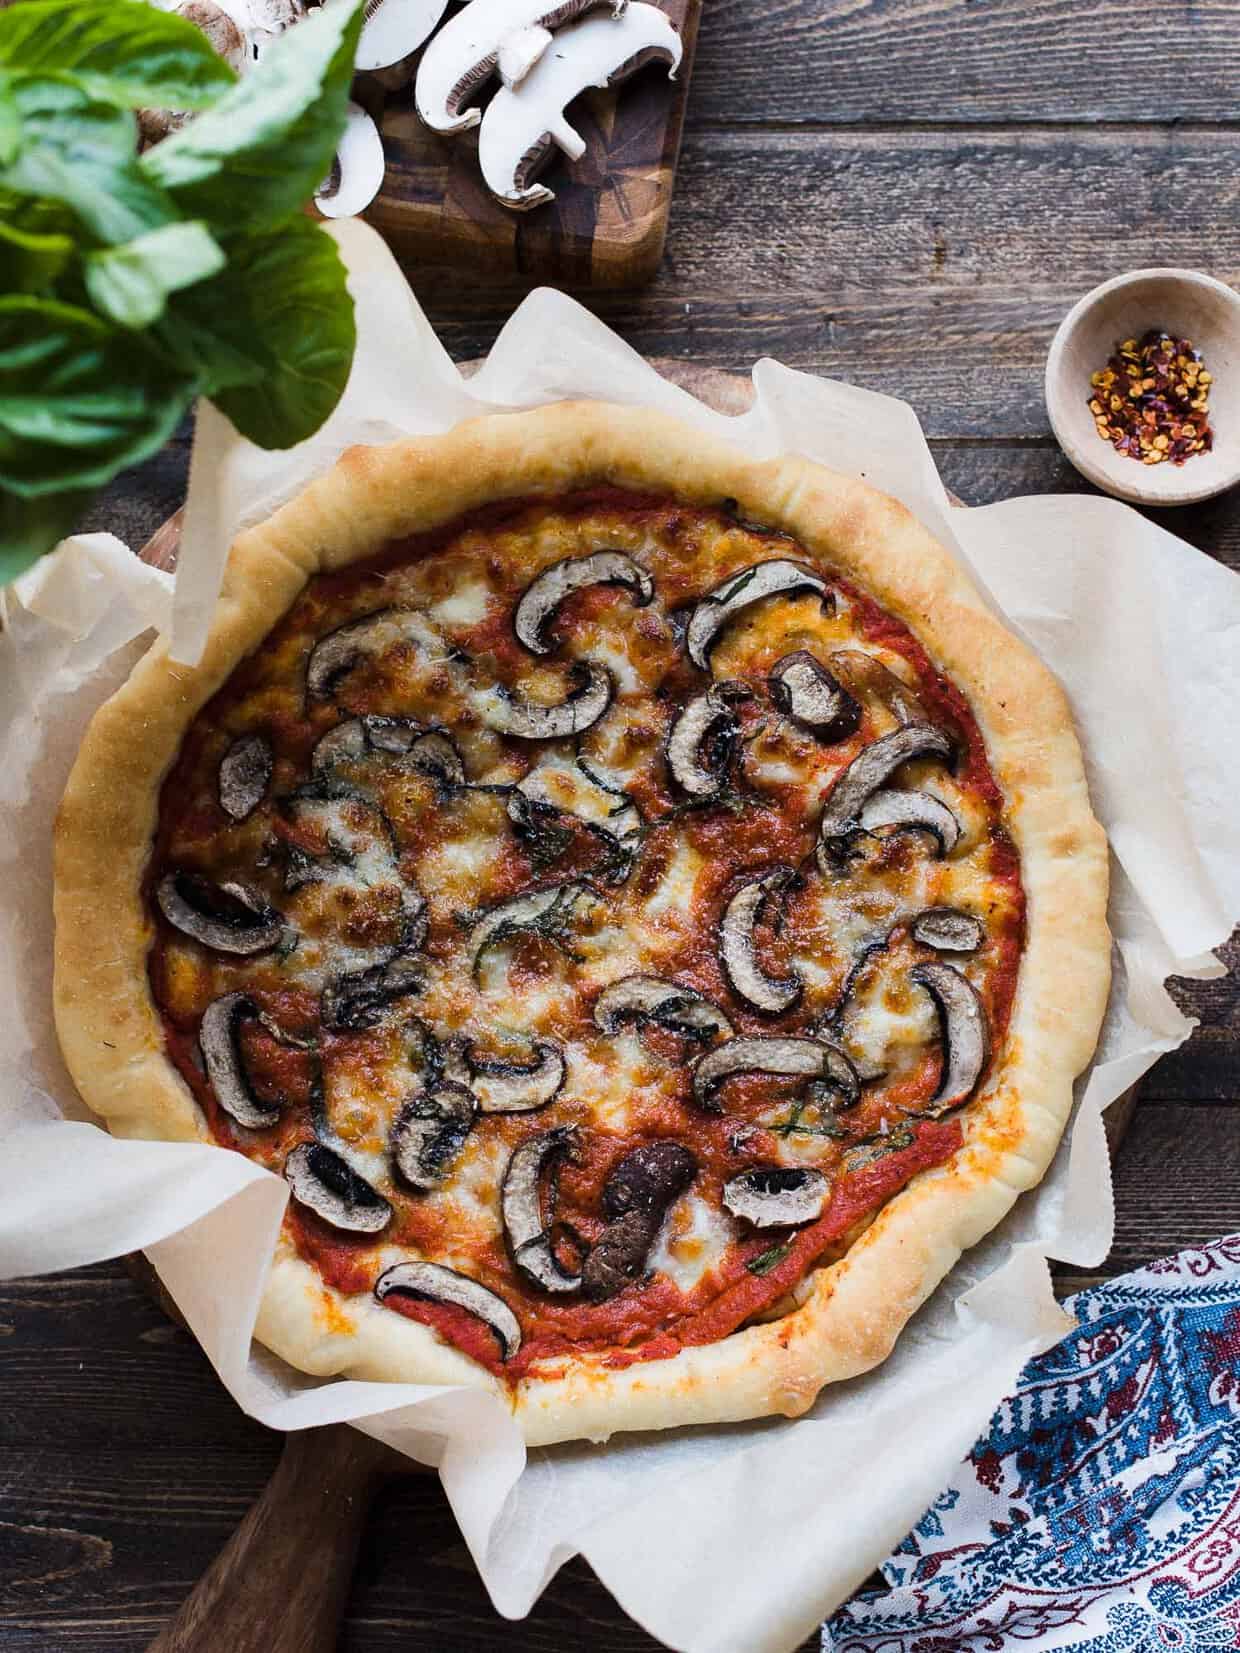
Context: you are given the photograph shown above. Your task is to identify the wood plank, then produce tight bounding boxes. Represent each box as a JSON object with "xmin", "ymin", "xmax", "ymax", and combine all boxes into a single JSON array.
[{"xmin": 690, "ymin": 0, "xmax": 1240, "ymax": 127}]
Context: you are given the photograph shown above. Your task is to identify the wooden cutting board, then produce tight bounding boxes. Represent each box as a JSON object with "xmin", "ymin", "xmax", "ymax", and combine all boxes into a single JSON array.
[
  {"xmin": 350, "ymin": 0, "xmax": 702, "ymax": 287},
  {"xmin": 134, "ymin": 358, "xmax": 1136, "ymax": 1650}
]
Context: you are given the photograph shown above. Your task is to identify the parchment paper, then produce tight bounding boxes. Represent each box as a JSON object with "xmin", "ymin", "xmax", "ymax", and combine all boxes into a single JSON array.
[{"xmin": 3, "ymin": 220, "xmax": 1238, "ymax": 1653}]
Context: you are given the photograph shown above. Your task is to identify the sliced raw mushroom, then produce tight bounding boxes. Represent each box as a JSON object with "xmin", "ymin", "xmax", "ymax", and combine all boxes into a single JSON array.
[
  {"xmin": 156, "ymin": 871, "xmax": 284, "ymax": 955},
  {"xmin": 469, "ymin": 880, "xmax": 594, "ymax": 980},
  {"xmin": 391, "ymin": 1084, "xmax": 478, "ymax": 1191},
  {"xmin": 858, "ymin": 789, "xmax": 962, "ymax": 856},
  {"xmin": 218, "ymin": 733, "xmax": 272, "ymax": 821},
  {"xmin": 723, "ymin": 1167, "xmax": 831, "ymax": 1229},
  {"xmin": 769, "ymin": 651, "xmax": 859, "ymax": 742},
  {"xmin": 910, "ymin": 961, "xmax": 989, "ymax": 1112},
  {"xmin": 514, "ymin": 552, "xmax": 654, "ymax": 655},
  {"xmin": 321, "ymin": 950, "xmax": 425, "ymax": 1032},
  {"xmin": 582, "ymin": 1141, "xmax": 696, "ymax": 1303},
  {"xmin": 136, "ymin": 0, "xmax": 249, "ymax": 146},
  {"xmin": 692, "ymin": 1035, "xmax": 859, "ymax": 1112},
  {"xmin": 306, "ymin": 608, "xmax": 436, "ymax": 701},
  {"xmin": 198, "ymin": 991, "xmax": 309, "ymax": 1129},
  {"xmin": 501, "ymin": 1125, "xmax": 581, "ymax": 1292},
  {"xmin": 315, "ymin": 101, "xmax": 385, "ymax": 219},
  {"xmin": 816, "ymin": 722, "xmax": 954, "ymax": 870},
  {"xmin": 284, "ymin": 1142, "xmax": 391, "ymax": 1234},
  {"xmin": 374, "ymin": 1260, "xmax": 521, "ymax": 1360},
  {"xmin": 912, "ymin": 908, "xmax": 985, "ymax": 953},
  {"xmin": 497, "ymin": 23, "xmax": 552, "ymax": 86},
  {"xmin": 593, "ymin": 975, "xmax": 733, "ymax": 1043},
  {"xmin": 416, "ymin": 0, "xmax": 627, "ymax": 136},
  {"xmin": 356, "ymin": 0, "xmax": 448, "ymax": 72},
  {"xmin": 468, "ymin": 1040, "xmax": 566, "ymax": 1113},
  {"xmin": 686, "ymin": 559, "xmax": 829, "ymax": 673},
  {"xmin": 665, "ymin": 681, "xmax": 749, "ymax": 798},
  {"xmin": 720, "ymin": 867, "xmax": 802, "ymax": 1015},
  {"xmin": 477, "ymin": 3, "xmax": 682, "ymax": 210},
  {"xmin": 477, "ymin": 661, "xmax": 612, "ymax": 739}
]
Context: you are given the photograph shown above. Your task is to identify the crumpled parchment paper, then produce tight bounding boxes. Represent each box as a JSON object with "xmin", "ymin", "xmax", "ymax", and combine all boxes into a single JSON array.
[{"xmin": 2, "ymin": 220, "xmax": 1238, "ymax": 1653}]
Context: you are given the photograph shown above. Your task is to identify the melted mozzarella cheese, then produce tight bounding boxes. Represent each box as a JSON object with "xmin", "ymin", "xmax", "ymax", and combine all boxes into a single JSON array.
[
  {"xmin": 650, "ymin": 1193, "xmax": 737, "ymax": 1293},
  {"xmin": 431, "ymin": 579, "xmax": 492, "ymax": 628}
]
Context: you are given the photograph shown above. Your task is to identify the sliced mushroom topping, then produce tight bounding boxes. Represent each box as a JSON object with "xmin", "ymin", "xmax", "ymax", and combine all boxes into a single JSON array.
[
  {"xmin": 515, "ymin": 551, "xmax": 654, "ymax": 655},
  {"xmin": 769, "ymin": 652, "xmax": 859, "ymax": 741},
  {"xmin": 374, "ymin": 1260, "xmax": 521, "ymax": 1361},
  {"xmin": 912, "ymin": 908, "xmax": 985, "ymax": 953},
  {"xmin": 415, "ymin": 0, "xmax": 626, "ymax": 135},
  {"xmin": 509, "ymin": 755, "xmax": 641, "ymax": 880},
  {"xmin": 816, "ymin": 722, "xmax": 954, "ymax": 868},
  {"xmin": 686, "ymin": 560, "xmax": 829, "ymax": 673},
  {"xmin": 910, "ymin": 961, "xmax": 989, "ymax": 1111},
  {"xmin": 321, "ymin": 950, "xmax": 425, "ymax": 1031},
  {"xmin": 665, "ymin": 681, "xmax": 749, "ymax": 797},
  {"xmin": 593, "ymin": 976, "xmax": 733, "ymax": 1043},
  {"xmin": 477, "ymin": 661, "xmax": 612, "ymax": 740},
  {"xmin": 469, "ymin": 880, "xmax": 594, "ymax": 980},
  {"xmin": 284, "ymin": 1142, "xmax": 391, "ymax": 1234},
  {"xmin": 828, "ymin": 649, "xmax": 928, "ymax": 728},
  {"xmin": 312, "ymin": 715, "xmax": 421, "ymax": 772},
  {"xmin": 858, "ymin": 789, "xmax": 962, "ymax": 856},
  {"xmin": 218, "ymin": 734, "xmax": 273, "ymax": 821},
  {"xmin": 468, "ymin": 1040, "xmax": 566, "ymax": 1113},
  {"xmin": 306, "ymin": 608, "xmax": 436, "ymax": 701},
  {"xmin": 720, "ymin": 867, "xmax": 802, "ymax": 1015},
  {"xmin": 723, "ymin": 1167, "xmax": 831, "ymax": 1229},
  {"xmin": 501, "ymin": 1125, "xmax": 581, "ymax": 1293},
  {"xmin": 582, "ymin": 1141, "xmax": 696, "ymax": 1302},
  {"xmin": 410, "ymin": 730, "xmax": 466, "ymax": 791},
  {"xmin": 156, "ymin": 872, "xmax": 284, "ymax": 955},
  {"xmin": 391, "ymin": 1083, "xmax": 478, "ymax": 1191},
  {"xmin": 692, "ymin": 1035, "xmax": 859, "ymax": 1111},
  {"xmin": 198, "ymin": 991, "xmax": 308, "ymax": 1129}
]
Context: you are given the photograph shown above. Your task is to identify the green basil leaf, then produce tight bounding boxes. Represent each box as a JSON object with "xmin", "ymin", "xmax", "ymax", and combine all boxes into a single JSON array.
[
  {"xmin": 0, "ymin": 295, "xmax": 195, "ymax": 495},
  {"xmin": 162, "ymin": 215, "xmax": 355, "ymax": 448},
  {"xmin": 0, "ymin": 81, "xmax": 19, "ymax": 166},
  {"xmin": 0, "ymin": 216, "xmax": 72, "ymax": 291},
  {"xmin": 142, "ymin": 0, "xmax": 362, "ymax": 232},
  {"xmin": 0, "ymin": 482, "xmax": 94, "ymax": 580},
  {"xmin": 0, "ymin": 0, "xmax": 236, "ymax": 112},
  {"xmin": 746, "ymin": 1243, "xmax": 791, "ymax": 1277},
  {"xmin": 2, "ymin": 77, "xmax": 177, "ymax": 244},
  {"xmin": 85, "ymin": 219, "xmax": 224, "ymax": 328}
]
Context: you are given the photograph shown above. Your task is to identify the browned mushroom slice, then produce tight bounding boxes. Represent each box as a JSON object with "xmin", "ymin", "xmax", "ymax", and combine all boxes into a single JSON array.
[
  {"xmin": 816, "ymin": 723, "xmax": 954, "ymax": 871},
  {"xmin": 321, "ymin": 951, "xmax": 425, "ymax": 1032},
  {"xmin": 692, "ymin": 1035, "xmax": 858, "ymax": 1112},
  {"xmin": 593, "ymin": 976, "xmax": 733, "ymax": 1043},
  {"xmin": 514, "ymin": 552, "xmax": 654, "ymax": 655},
  {"xmin": 469, "ymin": 1040, "xmax": 566, "ymax": 1113},
  {"xmin": 686, "ymin": 560, "xmax": 828, "ymax": 672},
  {"xmin": 910, "ymin": 961, "xmax": 989, "ymax": 1111},
  {"xmin": 912, "ymin": 908, "xmax": 985, "ymax": 953},
  {"xmin": 501, "ymin": 1126, "xmax": 582, "ymax": 1293},
  {"xmin": 477, "ymin": 661, "xmax": 612, "ymax": 740},
  {"xmin": 665, "ymin": 682, "xmax": 749, "ymax": 797},
  {"xmin": 769, "ymin": 652, "xmax": 859, "ymax": 742},
  {"xmin": 312, "ymin": 715, "xmax": 421, "ymax": 772},
  {"xmin": 284, "ymin": 1142, "xmax": 391, "ymax": 1234},
  {"xmin": 198, "ymin": 991, "xmax": 310, "ymax": 1129},
  {"xmin": 723, "ymin": 1167, "xmax": 831, "ymax": 1229},
  {"xmin": 858, "ymin": 789, "xmax": 962, "ymax": 856},
  {"xmin": 374, "ymin": 1260, "xmax": 521, "ymax": 1360},
  {"xmin": 582, "ymin": 1141, "xmax": 697, "ymax": 1302},
  {"xmin": 156, "ymin": 872, "xmax": 284, "ymax": 955},
  {"xmin": 218, "ymin": 734, "xmax": 272, "ymax": 821},
  {"xmin": 720, "ymin": 867, "xmax": 802, "ymax": 1015},
  {"xmin": 306, "ymin": 609, "xmax": 436, "ymax": 701},
  {"xmin": 469, "ymin": 881, "xmax": 594, "ymax": 981},
  {"xmin": 828, "ymin": 649, "xmax": 929, "ymax": 728},
  {"xmin": 391, "ymin": 1084, "xmax": 478, "ymax": 1191}
]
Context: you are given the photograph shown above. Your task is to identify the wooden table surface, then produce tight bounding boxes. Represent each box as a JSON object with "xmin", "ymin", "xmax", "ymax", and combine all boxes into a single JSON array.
[{"xmin": 6, "ymin": 3, "xmax": 1240, "ymax": 1648}]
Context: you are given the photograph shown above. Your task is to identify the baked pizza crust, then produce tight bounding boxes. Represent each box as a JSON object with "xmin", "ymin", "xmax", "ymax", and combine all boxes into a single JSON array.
[{"xmin": 53, "ymin": 402, "xmax": 1111, "ymax": 1445}]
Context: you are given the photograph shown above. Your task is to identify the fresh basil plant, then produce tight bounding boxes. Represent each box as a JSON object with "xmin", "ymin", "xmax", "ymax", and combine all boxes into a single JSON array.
[{"xmin": 0, "ymin": 0, "xmax": 364, "ymax": 582}]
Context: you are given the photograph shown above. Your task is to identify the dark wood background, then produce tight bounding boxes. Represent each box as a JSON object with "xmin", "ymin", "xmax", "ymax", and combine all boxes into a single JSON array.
[{"xmin": 5, "ymin": 2, "xmax": 1240, "ymax": 1647}]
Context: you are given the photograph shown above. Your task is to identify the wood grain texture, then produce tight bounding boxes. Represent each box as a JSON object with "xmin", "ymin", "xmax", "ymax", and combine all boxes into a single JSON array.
[{"xmin": 359, "ymin": 0, "xmax": 701, "ymax": 286}]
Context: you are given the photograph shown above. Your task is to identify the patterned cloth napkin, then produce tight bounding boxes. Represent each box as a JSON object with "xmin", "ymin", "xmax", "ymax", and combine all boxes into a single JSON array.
[{"xmin": 824, "ymin": 1236, "xmax": 1240, "ymax": 1651}]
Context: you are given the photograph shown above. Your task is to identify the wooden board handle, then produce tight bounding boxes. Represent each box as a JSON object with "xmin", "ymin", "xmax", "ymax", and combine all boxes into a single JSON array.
[{"xmin": 145, "ymin": 1424, "xmax": 393, "ymax": 1653}]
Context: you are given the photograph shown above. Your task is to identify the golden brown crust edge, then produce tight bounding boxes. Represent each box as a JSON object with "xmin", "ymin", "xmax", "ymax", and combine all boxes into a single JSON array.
[{"xmin": 53, "ymin": 401, "xmax": 1111, "ymax": 1445}]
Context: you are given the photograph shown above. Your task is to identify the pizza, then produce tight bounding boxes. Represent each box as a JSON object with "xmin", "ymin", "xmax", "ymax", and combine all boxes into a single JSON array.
[{"xmin": 53, "ymin": 403, "xmax": 1110, "ymax": 1446}]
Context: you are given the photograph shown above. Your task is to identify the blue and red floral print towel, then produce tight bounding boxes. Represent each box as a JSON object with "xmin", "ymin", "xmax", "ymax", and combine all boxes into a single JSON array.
[{"xmin": 825, "ymin": 1236, "xmax": 1240, "ymax": 1651}]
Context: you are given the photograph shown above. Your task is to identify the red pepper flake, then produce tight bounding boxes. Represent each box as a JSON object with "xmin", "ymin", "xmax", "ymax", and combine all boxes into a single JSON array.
[{"xmin": 1088, "ymin": 329, "xmax": 1214, "ymax": 466}]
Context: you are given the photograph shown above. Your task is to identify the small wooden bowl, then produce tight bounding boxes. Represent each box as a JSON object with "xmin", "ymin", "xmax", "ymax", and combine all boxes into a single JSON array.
[{"xmin": 1045, "ymin": 268, "xmax": 1240, "ymax": 507}]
